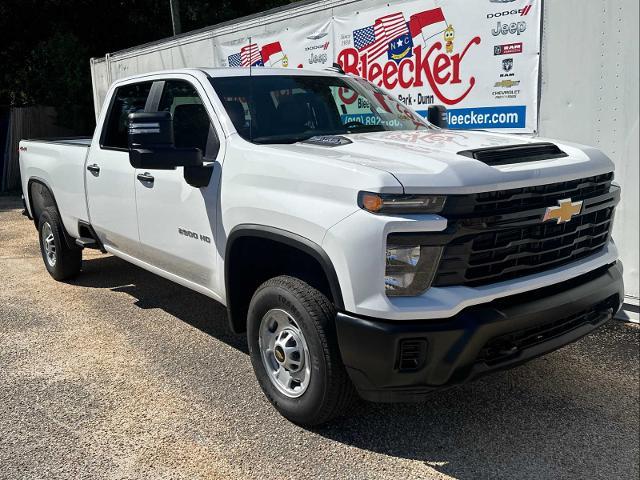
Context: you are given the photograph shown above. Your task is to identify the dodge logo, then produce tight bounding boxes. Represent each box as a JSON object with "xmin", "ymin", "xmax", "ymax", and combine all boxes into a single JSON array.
[{"xmin": 543, "ymin": 199, "xmax": 584, "ymax": 224}]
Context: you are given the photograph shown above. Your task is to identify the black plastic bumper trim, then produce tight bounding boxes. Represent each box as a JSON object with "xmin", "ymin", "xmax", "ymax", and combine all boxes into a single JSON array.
[{"xmin": 336, "ymin": 262, "xmax": 624, "ymax": 403}]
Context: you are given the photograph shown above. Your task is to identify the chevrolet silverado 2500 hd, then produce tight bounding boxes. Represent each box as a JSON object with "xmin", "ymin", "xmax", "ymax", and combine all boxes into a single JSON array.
[{"xmin": 19, "ymin": 68, "xmax": 623, "ymax": 426}]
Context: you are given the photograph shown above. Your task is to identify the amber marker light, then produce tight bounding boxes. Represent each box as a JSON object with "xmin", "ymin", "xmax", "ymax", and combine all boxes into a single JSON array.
[
  {"xmin": 358, "ymin": 192, "xmax": 447, "ymax": 214},
  {"xmin": 361, "ymin": 193, "xmax": 384, "ymax": 213}
]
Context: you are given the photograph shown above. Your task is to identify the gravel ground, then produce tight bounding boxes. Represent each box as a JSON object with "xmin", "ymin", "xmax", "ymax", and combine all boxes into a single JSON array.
[{"xmin": 0, "ymin": 196, "xmax": 638, "ymax": 480}]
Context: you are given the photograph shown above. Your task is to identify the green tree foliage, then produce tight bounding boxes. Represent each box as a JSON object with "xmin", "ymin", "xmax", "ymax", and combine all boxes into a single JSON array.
[{"xmin": 0, "ymin": 0, "xmax": 299, "ymax": 132}]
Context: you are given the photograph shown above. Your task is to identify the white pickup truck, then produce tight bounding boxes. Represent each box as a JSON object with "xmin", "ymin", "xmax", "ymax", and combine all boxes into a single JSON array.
[{"xmin": 20, "ymin": 68, "xmax": 623, "ymax": 426}]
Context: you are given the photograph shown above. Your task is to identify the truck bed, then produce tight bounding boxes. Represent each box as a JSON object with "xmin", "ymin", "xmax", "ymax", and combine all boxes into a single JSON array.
[{"xmin": 19, "ymin": 137, "xmax": 92, "ymax": 238}]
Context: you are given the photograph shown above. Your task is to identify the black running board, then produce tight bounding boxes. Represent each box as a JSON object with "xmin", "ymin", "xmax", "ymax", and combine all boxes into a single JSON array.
[
  {"xmin": 76, "ymin": 237, "xmax": 98, "ymax": 248},
  {"xmin": 21, "ymin": 195, "xmax": 33, "ymax": 220},
  {"xmin": 77, "ymin": 221, "xmax": 107, "ymax": 253}
]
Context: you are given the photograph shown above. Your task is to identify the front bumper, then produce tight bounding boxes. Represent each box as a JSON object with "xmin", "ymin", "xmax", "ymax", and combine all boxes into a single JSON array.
[{"xmin": 336, "ymin": 262, "xmax": 624, "ymax": 402}]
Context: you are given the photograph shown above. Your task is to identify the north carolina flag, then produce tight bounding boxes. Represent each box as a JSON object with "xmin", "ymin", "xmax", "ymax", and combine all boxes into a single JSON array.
[
  {"xmin": 353, "ymin": 12, "xmax": 410, "ymax": 61},
  {"xmin": 261, "ymin": 41, "xmax": 286, "ymax": 67},
  {"xmin": 409, "ymin": 8, "xmax": 448, "ymax": 41}
]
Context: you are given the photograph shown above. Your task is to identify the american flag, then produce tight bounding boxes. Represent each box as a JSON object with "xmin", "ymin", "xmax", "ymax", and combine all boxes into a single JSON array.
[
  {"xmin": 353, "ymin": 12, "xmax": 410, "ymax": 61},
  {"xmin": 228, "ymin": 53, "xmax": 242, "ymax": 67},
  {"xmin": 227, "ymin": 44, "xmax": 263, "ymax": 67},
  {"xmin": 241, "ymin": 43, "xmax": 263, "ymax": 67}
]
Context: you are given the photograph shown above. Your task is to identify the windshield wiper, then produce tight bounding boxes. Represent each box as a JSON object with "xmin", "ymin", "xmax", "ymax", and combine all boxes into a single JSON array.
[
  {"xmin": 252, "ymin": 134, "xmax": 315, "ymax": 145},
  {"xmin": 252, "ymin": 130, "xmax": 347, "ymax": 145},
  {"xmin": 345, "ymin": 124, "xmax": 386, "ymax": 134}
]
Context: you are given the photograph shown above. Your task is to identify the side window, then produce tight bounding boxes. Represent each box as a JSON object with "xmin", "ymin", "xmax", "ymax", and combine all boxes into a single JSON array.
[
  {"xmin": 102, "ymin": 82, "xmax": 152, "ymax": 149},
  {"xmin": 158, "ymin": 80, "xmax": 219, "ymax": 159},
  {"xmin": 218, "ymin": 95, "xmax": 251, "ymax": 138}
]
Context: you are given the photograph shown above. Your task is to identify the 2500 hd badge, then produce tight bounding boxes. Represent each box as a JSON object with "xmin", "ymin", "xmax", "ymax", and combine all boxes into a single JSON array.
[{"xmin": 178, "ymin": 227, "xmax": 211, "ymax": 244}]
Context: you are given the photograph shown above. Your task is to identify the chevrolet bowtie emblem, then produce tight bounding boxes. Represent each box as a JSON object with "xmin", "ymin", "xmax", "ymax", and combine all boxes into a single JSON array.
[{"xmin": 543, "ymin": 198, "xmax": 584, "ymax": 224}]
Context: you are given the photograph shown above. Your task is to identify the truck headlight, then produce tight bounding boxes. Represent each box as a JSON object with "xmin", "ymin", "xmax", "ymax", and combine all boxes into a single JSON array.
[
  {"xmin": 385, "ymin": 244, "xmax": 443, "ymax": 296},
  {"xmin": 359, "ymin": 192, "xmax": 446, "ymax": 214}
]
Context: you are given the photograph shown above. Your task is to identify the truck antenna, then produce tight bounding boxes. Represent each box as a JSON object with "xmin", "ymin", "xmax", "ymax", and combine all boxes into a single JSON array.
[{"xmin": 249, "ymin": 36, "xmax": 254, "ymax": 142}]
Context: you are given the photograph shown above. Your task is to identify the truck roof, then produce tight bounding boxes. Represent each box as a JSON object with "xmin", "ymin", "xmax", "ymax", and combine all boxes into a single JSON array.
[
  {"xmin": 112, "ymin": 67, "xmax": 344, "ymax": 84},
  {"xmin": 201, "ymin": 67, "xmax": 343, "ymax": 78}
]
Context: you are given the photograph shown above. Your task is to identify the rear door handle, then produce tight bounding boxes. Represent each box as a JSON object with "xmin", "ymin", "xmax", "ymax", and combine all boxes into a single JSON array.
[
  {"xmin": 87, "ymin": 164, "xmax": 101, "ymax": 175},
  {"xmin": 137, "ymin": 172, "xmax": 155, "ymax": 184}
]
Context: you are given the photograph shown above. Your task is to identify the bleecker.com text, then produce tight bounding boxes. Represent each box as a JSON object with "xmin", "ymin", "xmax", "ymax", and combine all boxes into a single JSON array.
[{"xmin": 338, "ymin": 37, "xmax": 481, "ymax": 105}]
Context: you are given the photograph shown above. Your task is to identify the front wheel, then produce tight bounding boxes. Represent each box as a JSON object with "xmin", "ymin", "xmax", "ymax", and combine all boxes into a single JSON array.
[
  {"xmin": 247, "ymin": 276, "xmax": 355, "ymax": 426},
  {"xmin": 38, "ymin": 207, "xmax": 82, "ymax": 281}
]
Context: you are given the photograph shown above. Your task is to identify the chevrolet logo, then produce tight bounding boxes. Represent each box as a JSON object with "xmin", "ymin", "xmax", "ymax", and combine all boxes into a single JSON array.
[
  {"xmin": 494, "ymin": 80, "xmax": 521, "ymax": 88},
  {"xmin": 543, "ymin": 198, "xmax": 584, "ymax": 224}
]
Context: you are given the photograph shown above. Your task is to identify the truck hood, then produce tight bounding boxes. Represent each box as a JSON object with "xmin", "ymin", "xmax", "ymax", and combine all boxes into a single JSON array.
[{"xmin": 267, "ymin": 130, "xmax": 614, "ymax": 194}]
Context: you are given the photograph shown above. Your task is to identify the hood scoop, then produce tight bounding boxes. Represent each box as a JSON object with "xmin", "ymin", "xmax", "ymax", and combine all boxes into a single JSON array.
[{"xmin": 457, "ymin": 142, "xmax": 568, "ymax": 166}]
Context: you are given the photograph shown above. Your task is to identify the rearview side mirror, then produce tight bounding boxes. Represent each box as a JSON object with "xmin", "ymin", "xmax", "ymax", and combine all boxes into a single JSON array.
[
  {"xmin": 427, "ymin": 105, "xmax": 448, "ymax": 129},
  {"xmin": 128, "ymin": 112, "xmax": 203, "ymax": 170}
]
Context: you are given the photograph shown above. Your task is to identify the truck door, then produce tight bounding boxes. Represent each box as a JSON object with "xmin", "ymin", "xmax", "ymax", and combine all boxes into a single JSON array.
[
  {"xmin": 86, "ymin": 81, "xmax": 153, "ymax": 258},
  {"xmin": 134, "ymin": 78, "xmax": 223, "ymax": 293}
]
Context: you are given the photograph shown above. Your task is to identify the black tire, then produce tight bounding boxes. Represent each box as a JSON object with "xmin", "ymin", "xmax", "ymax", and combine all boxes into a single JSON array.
[
  {"xmin": 38, "ymin": 207, "xmax": 82, "ymax": 281},
  {"xmin": 247, "ymin": 275, "xmax": 356, "ymax": 427}
]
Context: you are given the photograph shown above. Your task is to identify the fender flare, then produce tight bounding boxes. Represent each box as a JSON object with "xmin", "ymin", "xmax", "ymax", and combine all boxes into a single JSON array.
[
  {"xmin": 225, "ymin": 225, "xmax": 345, "ymax": 328},
  {"xmin": 26, "ymin": 177, "xmax": 76, "ymax": 250}
]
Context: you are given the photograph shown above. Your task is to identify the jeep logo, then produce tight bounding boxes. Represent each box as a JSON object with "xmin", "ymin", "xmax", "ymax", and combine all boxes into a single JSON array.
[{"xmin": 491, "ymin": 21, "xmax": 527, "ymax": 36}]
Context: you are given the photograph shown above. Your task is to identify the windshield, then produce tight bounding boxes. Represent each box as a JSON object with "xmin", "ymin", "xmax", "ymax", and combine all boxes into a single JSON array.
[{"xmin": 210, "ymin": 74, "xmax": 430, "ymax": 144}]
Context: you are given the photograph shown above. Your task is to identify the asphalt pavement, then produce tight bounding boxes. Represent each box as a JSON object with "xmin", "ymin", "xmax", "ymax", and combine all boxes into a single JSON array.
[{"xmin": 1, "ymin": 196, "xmax": 638, "ymax": 480}]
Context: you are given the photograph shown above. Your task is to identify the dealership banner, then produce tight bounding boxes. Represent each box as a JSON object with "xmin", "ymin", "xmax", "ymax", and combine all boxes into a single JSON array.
[
  {"xmin": 214, "ymin": 0, "xmax": 541, "ymax": 132},
  {"xmin": 215, "ymin": 19, "xmax": 334, "ymax": 71}
]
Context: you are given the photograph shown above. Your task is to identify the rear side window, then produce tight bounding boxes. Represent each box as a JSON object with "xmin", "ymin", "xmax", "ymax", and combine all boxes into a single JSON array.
[
  {"xmin": 157, "ymin": 80, "xmax": 219, "ymax": 158},
  {"xmin": 102, "ymin": 82, "xmax": 152, "ymax": 149}
]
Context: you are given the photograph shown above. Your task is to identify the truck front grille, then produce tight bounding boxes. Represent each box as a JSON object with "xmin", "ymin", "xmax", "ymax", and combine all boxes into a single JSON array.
[
  {"xmin": 434, "ymin": 206, "xmax": 614, "ymax": 286},
  {"xmin": 430, "ymin": 173, "xmax": 619, "ymax": 287},
  {"xmin": 445, "ymin": 172, "xmax": 614, "ymax": 217}
]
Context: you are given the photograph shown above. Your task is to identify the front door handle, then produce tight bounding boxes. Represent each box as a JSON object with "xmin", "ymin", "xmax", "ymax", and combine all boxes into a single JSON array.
[
  {"xmin": 137, "ymin": 172, "xmax": 155, "ymax": 184},
  {"xmin": 87, "ymin": 164, "xmax": 101, "ymax": 175}
]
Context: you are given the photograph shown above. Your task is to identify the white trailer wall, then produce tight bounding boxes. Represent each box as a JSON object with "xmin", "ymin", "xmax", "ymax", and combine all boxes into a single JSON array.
[
  {"xmin": 90, "ymin": 0, "xmax": 639, "ymax": 307},
  {"xmin": 539, "ymin": 0, "xmax": 639, "ymax": 308}
]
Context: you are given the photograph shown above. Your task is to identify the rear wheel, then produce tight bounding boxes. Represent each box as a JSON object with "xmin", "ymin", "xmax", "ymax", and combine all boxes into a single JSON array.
[
  {"xmin": 247, "ymin": 275, "xmax": 355, "ymax": 426},
  {"xmin": 38, "ymin": 207, "xmax": 82, "ymax": 281}
]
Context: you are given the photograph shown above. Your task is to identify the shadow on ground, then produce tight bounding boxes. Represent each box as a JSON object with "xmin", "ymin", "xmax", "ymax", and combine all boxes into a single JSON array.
[
  {"xmin": 0, "ymin": 196, "xmax": 23, "ymax": 212},
  {"xmin": 72, "ymin": 254, "xmax": 247, "ymax": 354},
  {"xmin": 74, "ymin": 254, "xmax": 639, "ymax": 480}
]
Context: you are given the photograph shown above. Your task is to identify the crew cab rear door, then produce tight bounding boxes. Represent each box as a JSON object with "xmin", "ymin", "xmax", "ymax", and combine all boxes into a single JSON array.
[
  {"xmin": 86, "ymin": 81, "xmax": 153, "ymax": 258},
  {"xmin": 134, "ymin": 77, "xmax": 224, "ymax": 293}
]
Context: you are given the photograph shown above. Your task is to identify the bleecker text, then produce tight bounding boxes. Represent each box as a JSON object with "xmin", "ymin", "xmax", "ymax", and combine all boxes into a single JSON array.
[{"xmin": 338, "ymin": 37, "xmax": 481, "ymax": 105}]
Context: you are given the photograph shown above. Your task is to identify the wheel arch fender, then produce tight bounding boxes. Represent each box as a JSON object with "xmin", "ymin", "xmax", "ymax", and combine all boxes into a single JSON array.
[
  {"xmin": 27, "ymin": 177, "xmax": 76, "ymax": 250},
  {"xmin": 224, "ymin": 224, "xmax": 345, "ymax": 334}
]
